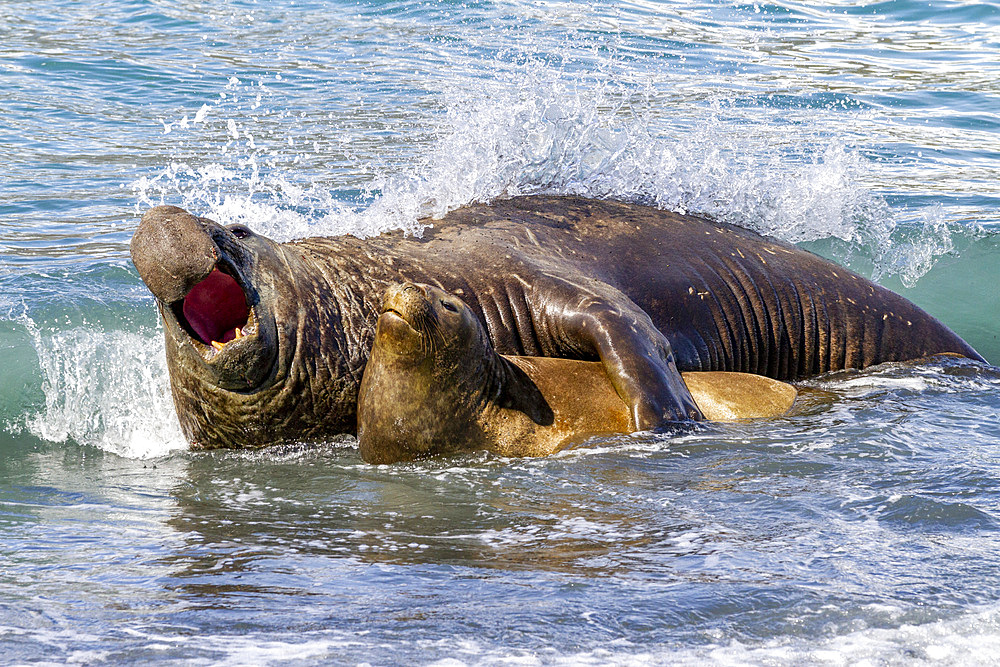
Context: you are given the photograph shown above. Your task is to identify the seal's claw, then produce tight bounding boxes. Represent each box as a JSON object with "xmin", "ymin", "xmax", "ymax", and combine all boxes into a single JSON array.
[{"xmin": 623, "ymin": 372, "xmax": 705, "ymax": 430}]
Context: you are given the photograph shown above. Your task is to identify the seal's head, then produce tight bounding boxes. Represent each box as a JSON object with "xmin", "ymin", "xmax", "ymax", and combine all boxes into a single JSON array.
[
  {"xmin": 371, "ymin": 281, "xmax": 486, "ymax": 370},
  {"xmin": 131, "ymin": 207, "xmax": 278, "ymax": 388},
  {"xmin": 357, "ymin": 282, "xmax": 550, "ymax": 464},
  {"xmin": 131, "ymin": 206, "xmax": 338, "ymax": 448}
]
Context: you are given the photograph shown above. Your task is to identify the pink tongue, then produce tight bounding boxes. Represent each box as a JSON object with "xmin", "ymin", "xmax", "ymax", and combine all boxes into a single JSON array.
[{"xmin": 182, "ymin": 269, "xmax": 249, "ymax": 344}]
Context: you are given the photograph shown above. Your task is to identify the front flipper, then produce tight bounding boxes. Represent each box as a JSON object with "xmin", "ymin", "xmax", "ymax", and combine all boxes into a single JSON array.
[{"xmin": 536, "ymin": 281, "xmax": 704, "ymax": 430}]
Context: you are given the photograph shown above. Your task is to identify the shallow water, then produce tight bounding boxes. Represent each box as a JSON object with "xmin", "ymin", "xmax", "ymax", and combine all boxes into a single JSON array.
[{"xmin": 3, "ymin": 1, "xmax": 1000, "ymax": 664}]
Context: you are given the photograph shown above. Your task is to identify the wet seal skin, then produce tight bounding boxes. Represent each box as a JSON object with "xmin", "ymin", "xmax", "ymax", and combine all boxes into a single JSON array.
[
  {"xmin": 357, "ymin": 283, "xmax": 799, "ymax": 463},
  {"xmin": 130, "ymin": 196, "xmax": 983, "ymax": 450}
]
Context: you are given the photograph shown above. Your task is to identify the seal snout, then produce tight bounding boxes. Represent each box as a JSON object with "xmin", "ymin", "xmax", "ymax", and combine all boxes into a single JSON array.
[
  {"xmin": 380, "ymin": 282, "xmax": 434, "ymax": 327},
  {"xmin": 375, "ymin": 282, "xmax": 458, "ymax": 362},
  {"xmin": 131, "ymin": 206, "xmax": 219, "ymax": 304},
  {"xmin": 131, "ymin": 205, "xmax": 255, "ymax": 354}
]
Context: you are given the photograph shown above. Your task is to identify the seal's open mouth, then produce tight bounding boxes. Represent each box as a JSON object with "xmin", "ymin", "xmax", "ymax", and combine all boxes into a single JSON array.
[{"xmin": 170, "ymin": 266, "xmax": 253, "ymax": 352}]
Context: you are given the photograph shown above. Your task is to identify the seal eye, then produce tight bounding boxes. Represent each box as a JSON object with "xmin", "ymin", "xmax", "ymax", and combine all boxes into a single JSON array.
[
  {"xmin": 229, "ymin": 224, "xmax": 253, "ymax": 239},
  {"xmin": 440, "ymin": 299, "xmax": 458, "ymax": 313}
]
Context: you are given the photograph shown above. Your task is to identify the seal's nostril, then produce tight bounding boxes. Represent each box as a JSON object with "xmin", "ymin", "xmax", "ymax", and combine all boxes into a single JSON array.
[{"xmin": 131, "ymin": 205, "xmax": 220, "ymax": 305}]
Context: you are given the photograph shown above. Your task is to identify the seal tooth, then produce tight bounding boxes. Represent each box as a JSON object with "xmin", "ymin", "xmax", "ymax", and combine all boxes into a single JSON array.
[
  {"xmin": 235, "ymin": 327, "xmax": 244, "ymax": 339},
  {"xmin": 212, "ymin": 340, "xmax": 226, "ymax": 351}
]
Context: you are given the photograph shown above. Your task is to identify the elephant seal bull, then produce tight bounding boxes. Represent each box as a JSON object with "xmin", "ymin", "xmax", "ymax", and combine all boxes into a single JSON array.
[
  {"xmin": 130, "ymin": 195, "xmax": 982, "ymax": 450},
  {"xmin": 357, "ymin": 282, "xmax": 798, "ymax": 463}
]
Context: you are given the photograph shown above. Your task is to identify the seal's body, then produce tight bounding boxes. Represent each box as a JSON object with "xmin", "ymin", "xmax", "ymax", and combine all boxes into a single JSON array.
[
  {"xmin": 130, "ymin": 196, "xmax": 981, "ymax": 450},
  {"xmin": 357, "ymin": 283, "xmax": 798, "ymax": 463}
]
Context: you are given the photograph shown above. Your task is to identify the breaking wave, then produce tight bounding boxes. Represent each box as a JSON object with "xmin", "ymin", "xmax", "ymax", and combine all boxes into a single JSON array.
[
  {"xmin": 17, "ymin": 317, "xmax": 186, "ymax": 459},
  {"xmin": 130, "ymin": 67, "xmax": 969, "ymax": 287}
]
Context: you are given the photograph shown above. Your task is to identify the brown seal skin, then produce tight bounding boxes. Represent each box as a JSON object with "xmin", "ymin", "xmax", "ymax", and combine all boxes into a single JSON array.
[
  {"xmin": 357, "ymin": 283, "xmax": 799, "ymax": 463},
  {"xmin": 129, "ymin": 195, "xmax": 983, "ymax": 450}
]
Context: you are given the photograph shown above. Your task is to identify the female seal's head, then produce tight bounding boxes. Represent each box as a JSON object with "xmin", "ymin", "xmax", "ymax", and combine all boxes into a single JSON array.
[
  {"xmin": 371, "ymin": 281, "xmax": 489, "ymax": 372},
  {"xmin": 358, "ymin": 282, "xmax": 500, "ymax": 463},
  {"xmin": 358, "ymin": 282, "xmax": 550, "ymax": 464}
]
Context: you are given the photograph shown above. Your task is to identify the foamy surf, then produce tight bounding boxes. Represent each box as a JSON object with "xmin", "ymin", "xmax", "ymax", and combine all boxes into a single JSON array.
[
  {"xmin": 20, "ymin": 317, "xmax": 186, "ymax": 459},
  {"xmin": 658, "ymin": 603, "xmax": 1000, "ymax": 667},
  {"xmin": 22, "ymin": 601, "xmax": 999, "ymax": 666},
  {"xmin": 127, "ymin": 65, "xmax": 966, "ymax": 288}
]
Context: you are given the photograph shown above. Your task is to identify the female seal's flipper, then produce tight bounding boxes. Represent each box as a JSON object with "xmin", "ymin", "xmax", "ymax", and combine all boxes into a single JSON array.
[
  {"xmin": 511, "ymin": 358, "xmax": 796, "ymax": 426},
  {"xmin": 681, "ymin": 371, "xmax": 797, "ymax": 421}
]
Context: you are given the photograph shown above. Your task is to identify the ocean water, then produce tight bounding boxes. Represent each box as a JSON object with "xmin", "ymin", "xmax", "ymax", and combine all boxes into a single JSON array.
[{"xmin": 3, "ymin": 0, "xmax": 1000, "ymax": 663}]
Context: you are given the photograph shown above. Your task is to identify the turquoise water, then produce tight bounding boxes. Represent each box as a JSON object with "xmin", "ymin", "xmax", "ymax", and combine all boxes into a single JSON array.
[{"xmin": 3, "ymin": 0, "xmax": 1000, "ymax": 663}]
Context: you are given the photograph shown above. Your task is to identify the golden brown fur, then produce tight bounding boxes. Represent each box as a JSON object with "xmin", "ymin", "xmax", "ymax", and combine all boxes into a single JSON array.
[{"xmin": 357, "ymin": 283, "xmax": 797, "ymax": 463}]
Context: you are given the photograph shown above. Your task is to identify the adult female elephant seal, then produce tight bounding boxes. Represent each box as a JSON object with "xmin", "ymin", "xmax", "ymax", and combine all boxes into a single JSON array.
[
  {"xmin": 130, "ymin": 195, "xmax": 982, "ymax": 449},
  {"xmin": 358, "ymin": 282, "xmax": 798, "ymax": 464}
]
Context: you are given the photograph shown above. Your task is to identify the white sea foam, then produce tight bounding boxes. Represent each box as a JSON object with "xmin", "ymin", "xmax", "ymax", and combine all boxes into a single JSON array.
[
  {"xmin": 413, "ymin": 602, "xmax": 1000, "ymax": 666},
  {"xmin": 834, "ymin": 375, "xmax": 933, "ymax": 398},
  {"xmin": 7, "ymin": 594, "xmax": 1000, "ymax": 666},
  {"xmin": 816, "ymin": 356, "xmax": 1000, "ymax": 399},
  {"xmin": 129, "ymin": 67, "xmax": 960, "ymax": 282},
  {"xmin": 659, "ymin": 604, "xmax": 1000, "ymax": 667},
  {"xmin": 20, "ymin": 318, "xmax": 186, "ymax": 459}
]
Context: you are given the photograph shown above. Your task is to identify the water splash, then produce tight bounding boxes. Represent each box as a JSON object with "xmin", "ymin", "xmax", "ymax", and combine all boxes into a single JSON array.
[
  {"xmin": 877, "ymin": 204, "xmax": 963, "ymax": 288},
  {"xmin": 662, "ymin": 602, "xmax": 1000, "ymax": 666},
  {"xmin": 131, "ymin": 74, "xmax": 366, "ymax": 240},
  {"xmin": 20, "ymin": 317, "xmax": 186, "ymax": 459},
  {"xmin": 371, "ymin": 78, "xmax": 887, "ymax": 235},
  {"xmin": 130, "ymin": 61, "xmax": 961, "ymax": 282}
]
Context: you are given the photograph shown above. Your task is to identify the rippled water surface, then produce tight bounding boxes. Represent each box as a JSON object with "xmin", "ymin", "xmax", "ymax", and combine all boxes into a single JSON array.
[{"xmin": 3, "ymin": 1, "xmax": 1000, "ymax": 664}]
